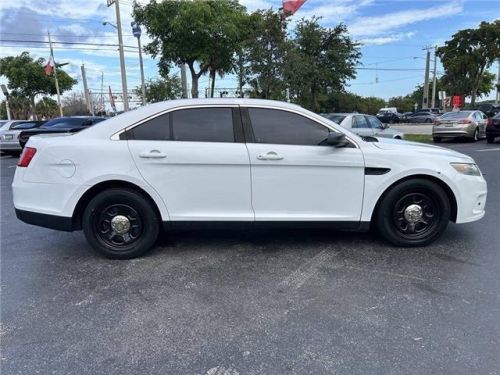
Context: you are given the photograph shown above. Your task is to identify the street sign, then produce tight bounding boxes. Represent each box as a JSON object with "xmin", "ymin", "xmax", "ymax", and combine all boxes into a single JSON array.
[
  {"xmin": 0, "ymin": 84, "xmax": 9, "ymax": 96},
  {"xmin": 438, "ymin": 90, "xmax": 446, "ymax": 100},
  {"xmin": 131, "ymin": 22, "xmax": 141, "ymax": 38}
]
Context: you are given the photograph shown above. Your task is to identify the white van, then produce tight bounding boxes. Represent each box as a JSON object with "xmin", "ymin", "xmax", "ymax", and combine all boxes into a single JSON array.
[{"xmin": 378, "ymin": 107, "xmax": 398, "ymax": 114}]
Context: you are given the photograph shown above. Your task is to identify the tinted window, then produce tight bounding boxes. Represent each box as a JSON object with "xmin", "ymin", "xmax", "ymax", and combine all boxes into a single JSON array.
[
  {"xmin": 132, "ymin": 113, "xmax": 170, "ymax": 141},
  {"xmin": 172, "ymin": 108, "xmax": 234, "ymax": 142},
  {"xmin": 367, "ymin": 116, "xmax": 383, "ymax": 129},
  {"xmin": 325, "ymin": 114, "xmax": 346, "ymax": 124},
  {"xmin": 353, "ymin": 116, "xmax": 370, "ymax": 128},
  {"xmin": 40, "ymin": 118, "xmax": 87, "ymax": 129},
  {"xmin": 248, "ymin": 108, "xmax": 329, "ymax": 146},
  {"xmin": 12, "ymin": 122, "xmax": 39, "ymax": 130}
]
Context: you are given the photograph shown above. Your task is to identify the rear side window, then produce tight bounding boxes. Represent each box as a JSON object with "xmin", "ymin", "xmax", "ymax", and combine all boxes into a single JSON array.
[
  {"xmin": 128, "ymin": 108, "xmax": 234, "ymax": 142},
  {"xmin": 248, "ymin": 108, "xmax": 329, "ymax": 146},
  {"xmin": 132, "ymin": 113, "xmax": 170, "ymax": 140},
  {"xmin": 172, "ymin": 108, "xmax": 234, "ymax": 142}
]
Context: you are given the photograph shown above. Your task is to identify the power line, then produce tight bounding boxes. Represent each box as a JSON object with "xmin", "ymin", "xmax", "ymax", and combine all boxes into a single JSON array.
[
  {"xmin": 0, "ymin": 39, "xmax": 138, "ymax": 49},
  {"xmin": 1, "ymin": 32, "xmax": 136, "ymax": 38}
]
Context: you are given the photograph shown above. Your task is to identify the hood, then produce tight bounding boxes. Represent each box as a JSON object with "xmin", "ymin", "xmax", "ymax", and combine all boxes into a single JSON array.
[{"xmin": 372, "ymin": 137, "xmax": 473, "ymax": 161}]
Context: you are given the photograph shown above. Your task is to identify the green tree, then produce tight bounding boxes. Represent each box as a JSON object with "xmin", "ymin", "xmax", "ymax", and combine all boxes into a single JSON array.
[
  {"xmin": 323, "ymin": 91, "xmax": 385, "ymax": 114},
  {"xmin": 0, "ymin": 52, "xmax": 76, "ymax": 119},
  {"xmin": 136, "ymin": 76, "xmax": 182, "ymax": 103},
  {"xmin": 35, "ymin": 97, "xmax": 59, "ymax": 119},
  {"xmin": 287, "ymin": 18, "xmax": 361, "ymax": 112},
  {"xmin": 0, "ymin": 90, "xmax": 31, "ymax": 119},
  {"xmin": 437, "ymin": 20, "xmax": 500, "ymax": 107},
  {"xmin": 387, "ymin": 96, "xmax": 416, "ymax": 113},
  {"xmin": 134, "ymin": 0, "xmax": 247, "ymax": 98},
  {"xmin": 245, "ymin": 10, "xmax": 290, "ymax": 100}
]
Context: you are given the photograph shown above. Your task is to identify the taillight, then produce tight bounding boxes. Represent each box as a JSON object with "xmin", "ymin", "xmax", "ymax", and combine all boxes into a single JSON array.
[
  {"xmin": 17, "ymin": 147, "xmax": 37, "ymax": 167},
  {"xmin": 458, "ymin": 119, "xmax": 472, "ymax": 124},
  {"xmin": 487, "ymin": 118, "xmax": 493, "ymax": 127}
]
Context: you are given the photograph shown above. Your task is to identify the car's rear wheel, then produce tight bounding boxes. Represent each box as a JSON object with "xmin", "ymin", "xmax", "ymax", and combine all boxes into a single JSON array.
[
  {"xmin": 425, "ymin": 118, "xmax": 432, "ymax": 123},
  {"xmin": 376, "ymin": 179, "xmax": 450, "ymax": 247},
  {"xmin": 82, "ymin": 188, "xmax": 160, "ymax": 259},
  {"xmin": 486, "ymin": 135, "xmax": 494, "ymax": 144}
]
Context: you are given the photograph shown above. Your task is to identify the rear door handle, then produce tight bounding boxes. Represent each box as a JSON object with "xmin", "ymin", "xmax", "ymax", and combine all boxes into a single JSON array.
[
  {"xmin": 139, "ymin": 150, "xmax": 167, "ymax": 159},
  {"xmin": 257, "ymin": 151, "xmax": 284, "ymax": 160}
]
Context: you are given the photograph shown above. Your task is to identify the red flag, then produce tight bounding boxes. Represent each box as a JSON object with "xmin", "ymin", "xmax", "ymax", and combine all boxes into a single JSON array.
[
  {"xmin": 282, "ymin": 0, "xmax": 307, "ymax": 17},
  {"xmin": 44, "ymin": 56, "xmax": 55, "ymax": 76}
]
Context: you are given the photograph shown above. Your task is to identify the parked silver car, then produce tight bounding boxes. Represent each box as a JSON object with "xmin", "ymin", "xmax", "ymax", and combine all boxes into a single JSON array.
[
  {"xmin": 433, "ymin": 110, "xmax": 488, "ymax": 142},
  {"xmin": 322, "ymin": 113, "xmax": 404, "ymax": 139},
  {"xmin": 405, "ymin": 111, "xmax": 439, "ymax": 123}
]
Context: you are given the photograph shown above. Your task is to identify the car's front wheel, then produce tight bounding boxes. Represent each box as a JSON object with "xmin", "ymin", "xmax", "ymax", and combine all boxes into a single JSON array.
[
  {"xmin": 487, "ymin": 135, "xmax": 495, "ymax": 144},
  {"xmin": 376, "ymin": 179, "xmax": 450, "ymax": 247},
  {"xmin": 82, "ymin": 188, "xmax": 160, "ymax": 259}
]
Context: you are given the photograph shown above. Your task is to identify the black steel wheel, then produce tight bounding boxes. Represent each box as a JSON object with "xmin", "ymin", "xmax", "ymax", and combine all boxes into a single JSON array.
[
  {"xmin": 376, "ymin": 179, "xmax": 450, "ymax": 247},
  {"xmin": 83, "ymin": 188, "xmax": 160, "ymax": 259}
]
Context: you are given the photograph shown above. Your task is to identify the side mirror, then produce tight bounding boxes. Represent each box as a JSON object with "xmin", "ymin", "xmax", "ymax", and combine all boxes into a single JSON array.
[{"xmin": 327, "ymin": 132, "xmax": 349, "ymax": 147}]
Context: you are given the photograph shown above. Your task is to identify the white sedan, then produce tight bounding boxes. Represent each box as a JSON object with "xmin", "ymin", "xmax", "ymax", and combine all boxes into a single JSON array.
[{"xmin": 13, "ymin": 99, "xmax": 487, "ymax": 258}]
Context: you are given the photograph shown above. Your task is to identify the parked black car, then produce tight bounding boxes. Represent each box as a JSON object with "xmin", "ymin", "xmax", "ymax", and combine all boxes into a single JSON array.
[
  {"xmin": 477, "ymin": 104, "xmax": 500, "ymax": 118},
  {"xmin": 376, "ymin": 110, "xmax": 401, "ymax": 124},
  {"xmin": 19, "ymin": 116, "xmax": 106, "ymax": 148},
  {"xmin": 486, "ymin": 112, "xmax": 500, "ymax": 144}
]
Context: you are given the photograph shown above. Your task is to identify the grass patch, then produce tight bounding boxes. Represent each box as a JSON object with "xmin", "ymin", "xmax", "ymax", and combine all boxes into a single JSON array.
[{"xmin": 404, "ymin": 134, "xmax": 433, "ymax": 143}]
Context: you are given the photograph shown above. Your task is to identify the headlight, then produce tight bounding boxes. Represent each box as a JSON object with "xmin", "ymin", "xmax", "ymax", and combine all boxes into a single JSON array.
[{"xmin": 450, "ymin": 162, "xmax": 481, "ymax": 176}]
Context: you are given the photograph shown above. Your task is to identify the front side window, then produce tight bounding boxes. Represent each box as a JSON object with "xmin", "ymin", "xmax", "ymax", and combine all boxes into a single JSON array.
[
  {"xmin": 248, "ymin": 108, "xmax": 330, "ymax": 146},
  {"xmin": 172, "ymin": 108, "xmax": 234, "ymax": 142}
]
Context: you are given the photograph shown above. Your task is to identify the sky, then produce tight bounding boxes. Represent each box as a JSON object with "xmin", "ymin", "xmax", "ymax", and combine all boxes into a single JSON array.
[{"xmin": 0, "ymin": 0, "xmax": 498, "ymax": 110}]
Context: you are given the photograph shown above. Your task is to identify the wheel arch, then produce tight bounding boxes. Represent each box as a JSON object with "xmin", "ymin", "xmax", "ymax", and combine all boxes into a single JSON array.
[
  {"xmin": 371, "ymin": 174, "xmax": 458, "ymax": 223},
  {"xmin": 72, "ymin": 180, "xmax": 163, "ymax": 230}
]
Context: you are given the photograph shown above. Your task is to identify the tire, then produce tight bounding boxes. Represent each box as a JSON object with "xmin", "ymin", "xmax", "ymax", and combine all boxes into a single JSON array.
[
  {"xmin": 375, "ymin": 179, "xmax": 450, "ymax": 247},
  {"xmin": 472, "ymin": 128, "xmax": 479, "ymax": 142},
  {"xmin": 486, "ymin": 135, "xmax": 494, "ymax": 144},
  {"xmin": 433, "ymin": 137, "xmax": 442, "ymax": 143},
  {"xmin": 82, "ymin": 188, "xmax": 160, "ymax": 259},
  {"xmin": 425, "ymin": 118, "xmax": 432, "ymax": 123}
]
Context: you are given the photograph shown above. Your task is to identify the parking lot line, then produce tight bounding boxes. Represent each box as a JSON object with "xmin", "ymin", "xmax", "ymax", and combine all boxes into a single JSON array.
[{"xmin": 475, "ymin": 148, "xmax": 500, "ymax": 152}]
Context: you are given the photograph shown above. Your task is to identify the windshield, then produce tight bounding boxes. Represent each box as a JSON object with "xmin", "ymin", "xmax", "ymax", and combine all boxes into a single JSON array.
[
  {"xmin": 40, "ymin": 117, "xmax": 87, "ymax": 129},
  {"xmin": 12, "ymin": 122, "xmax": 41, "ymax": 130},
  {"xmin": 440, "ymin": 111, "xmax": 471, "ymax": 119},
  {"xmin": 494, "ymin": 113, "xmax": 500, "ymax": 119},
  {"xmin": 377, "ymin": 111, "xmax": 389, "ymax": 115}
]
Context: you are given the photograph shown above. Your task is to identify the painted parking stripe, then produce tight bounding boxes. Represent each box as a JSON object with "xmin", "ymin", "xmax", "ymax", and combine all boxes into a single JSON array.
[{"xmin": 475, "ymin": 148, "xmax": 500, "ymax": 152}]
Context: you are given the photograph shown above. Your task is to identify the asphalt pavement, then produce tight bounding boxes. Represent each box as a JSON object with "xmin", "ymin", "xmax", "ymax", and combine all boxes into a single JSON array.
[{"xmin": 1, "ymin": 141, "xmax": 500, "ymax": 375}]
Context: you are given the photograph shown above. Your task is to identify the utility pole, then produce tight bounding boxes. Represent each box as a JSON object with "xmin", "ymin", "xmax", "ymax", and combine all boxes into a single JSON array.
[
  {"xmin": 180, "ymin": 64, "xmax": 188, "ymax": 99},
  {"xmin": 496, "ymin": 58, "xmax": 500, "ymax": 105},
  {"xmin": 107, "ymin": 0, "xmax": 129, "ymax": 111},
  {"xmin": 48, "ymin": 31, "xmax": 63, "ymax": 117},
  {"xmin": 81, "ymin": 64, "xmax": 91, "ymax": 114},
  {"xmin": 422, "ymin": 47, "xmax": 431, "ymax": 110},
  {"xmin": 100, "ymin": 71, "xmax": 104, "ymax": 113},
  {"xmin": 1, "ymin": 85, "xmax": 11, "ymax": 120},
  {"xmin": 431, "ymin": 46, "xmax": 437, "ymax": 109},
  {"xmin": 131, "ymin": 22, "xmax": 146, "ymax": 105}
]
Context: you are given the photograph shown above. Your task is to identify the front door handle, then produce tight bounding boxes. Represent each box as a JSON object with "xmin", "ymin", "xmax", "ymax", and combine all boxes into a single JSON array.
[
  {"xmin": 257, "ymin": 151, "xmax": 284, "ymax": 160},
  {"xmin": 139, "ymin": 150, "xmax": 167, "ymax": 159}
]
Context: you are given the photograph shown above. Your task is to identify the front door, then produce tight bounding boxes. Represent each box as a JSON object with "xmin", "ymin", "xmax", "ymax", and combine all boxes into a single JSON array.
[
  {"xmin": 243, "ymin": 107, "xmax": 365, "ymax": 222},
  {"xmin": 127, "ymin": 106, "xmax": 253, "ymax": 221}
]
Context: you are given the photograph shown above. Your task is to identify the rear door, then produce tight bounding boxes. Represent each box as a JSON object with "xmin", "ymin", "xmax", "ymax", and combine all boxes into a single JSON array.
[
  {"xmin": 477, "ymin": 112, "xmax": 488, "ymax": 137},
  {"xmin": 127, "ymin": 106, "xmax": 253, "ymax": 221},
  {"xmin": 243, "ymin": 107, "xmax": 365, "ymax": 222},
  {"xmin": 351, "ymin": 115, "xmax": 375, "ymax": 137}
]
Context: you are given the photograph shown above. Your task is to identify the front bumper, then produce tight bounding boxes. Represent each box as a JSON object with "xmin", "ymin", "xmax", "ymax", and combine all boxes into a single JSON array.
[{"xmin": 453, "ymin": 173, "xmax": 487, "ymax": 224}]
